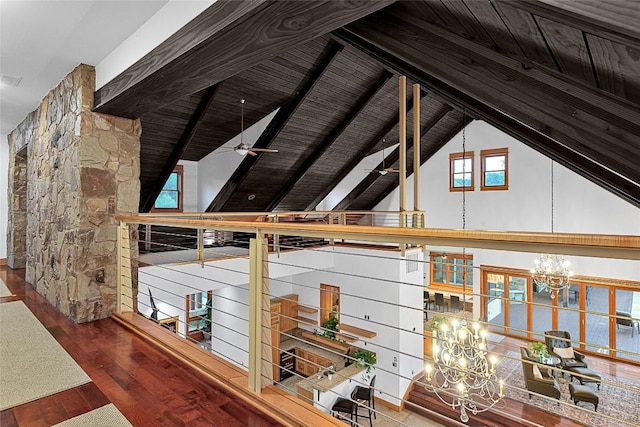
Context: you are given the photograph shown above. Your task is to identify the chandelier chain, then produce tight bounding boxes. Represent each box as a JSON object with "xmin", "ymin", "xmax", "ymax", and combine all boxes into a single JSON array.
[
  {"xmin": 551, "ymin": 159, "xmax": 554, "ymax": 233},
  {"xmin": 461, "ymin": 112, "xmax": 467, "ymax": 301}
]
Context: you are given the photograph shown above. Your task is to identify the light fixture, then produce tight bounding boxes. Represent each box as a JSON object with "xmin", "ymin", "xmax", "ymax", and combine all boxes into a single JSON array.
[
  {"xmin": 423, "ymin": 114, "xmax": 505, "ymax": 422},
  {"xmin": 424, "ymin": 319, "xmax": 504, "ymax": 422},
  {"xmin": 531, "ymin": 160, "xmax": 573, "ymax": 297}
]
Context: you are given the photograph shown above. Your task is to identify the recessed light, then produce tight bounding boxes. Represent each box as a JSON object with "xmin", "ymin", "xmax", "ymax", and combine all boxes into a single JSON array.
[
  {"xmin": 247, "ymin": 194, "xmax": 256, "ymax": 200},
  {"xmin": 1, "ymin": 74, "xmax": 22, "ymax": 87}
]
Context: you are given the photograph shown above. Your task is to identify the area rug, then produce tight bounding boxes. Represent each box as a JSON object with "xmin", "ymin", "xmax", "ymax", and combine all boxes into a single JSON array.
[
  {"xmin": 0, "ymin": 277, "xmax": 13, "ymax": 297},
  {"xmin": 53, "ymin": 404, "xmax": 132, "ymax": 427},
  {"xmin": 498, "ymin": 350, "xmax": 640, "ymax": 427},
  {"xmin": 0, "ymin": 301, "xmax": 91, "ymax": 410}
]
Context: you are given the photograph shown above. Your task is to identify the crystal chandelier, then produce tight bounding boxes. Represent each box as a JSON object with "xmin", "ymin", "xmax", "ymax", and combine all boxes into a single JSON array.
[
  {"xmin": 531, "ymin": 160, "xmax": 573, "ymax": 296},
  {"xmin": 531, "ymin": 254, "xmax": 573, "ymax": 295},
  {"xmin": 423, "ymin": 115, "xmax": 504, "ymax": 423},
  {"xmin": 424, "ymin": 319, "xmax": 505, "ymax": 422}
]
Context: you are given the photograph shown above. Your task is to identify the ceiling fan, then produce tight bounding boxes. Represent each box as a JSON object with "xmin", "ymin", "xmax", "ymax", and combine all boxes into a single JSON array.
[
  {"xmin": 366, "ymin": 138, "xmax": 399, "ymax": 175},
  {"xmin": 233, "ymin": 99, "xmax": 278, "ymax": 156}
]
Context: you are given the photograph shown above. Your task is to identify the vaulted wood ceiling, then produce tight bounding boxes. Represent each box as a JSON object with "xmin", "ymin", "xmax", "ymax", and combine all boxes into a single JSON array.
[{"xmin": 94, "ymin": 0, "xmax": 640, "ymax": 212}]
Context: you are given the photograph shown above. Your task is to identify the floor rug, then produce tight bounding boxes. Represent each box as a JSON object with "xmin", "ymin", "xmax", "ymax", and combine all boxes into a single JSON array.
[
  {"xmin": 0, "ymin": 301, "xmax": 91, "ymax": 410},
  {"xmin": 0, "ymin": 278, "xmax": 13, "ymax": 297},
  {"xmin": 498, "ymin": 350, "xmax": 640, "ymax": 427},
  {"xmin": 53, "ymin": 404, "xmax": 132, "ymax": 427}
]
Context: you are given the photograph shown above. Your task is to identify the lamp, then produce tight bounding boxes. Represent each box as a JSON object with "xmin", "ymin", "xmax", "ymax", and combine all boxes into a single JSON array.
[
  {"xmin": 424, "ymin": 115, "xmax": 504, "ymax": 422},
  {"xmin": 531, "ymin": 160, "xmax": 573, "ymax": 297}
]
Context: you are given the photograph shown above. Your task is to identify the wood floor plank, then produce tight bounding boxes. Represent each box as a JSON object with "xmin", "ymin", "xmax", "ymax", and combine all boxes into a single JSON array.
[{"xmin": 0, "ymin": 267, "xmax": 282, "ymax": 427}]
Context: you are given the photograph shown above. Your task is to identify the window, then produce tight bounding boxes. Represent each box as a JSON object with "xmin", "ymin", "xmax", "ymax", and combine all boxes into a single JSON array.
[
  {"xmin": 449, "ymin": 151, "xmax": 474, "ymax": 191},
  {"xmin": 188, "ymin": 291, "xmax": 207, "ymax": 311},
  {"xmin": 481, "ymin": 148, "xmax": 508, "ymax": 191},
  {"xmin": 430, "ymin": 253, "xmax": 473, "ymax": 289},
  {"xmin": 153, "ymin": 165, "xmax": 183, "ymax": 211}
]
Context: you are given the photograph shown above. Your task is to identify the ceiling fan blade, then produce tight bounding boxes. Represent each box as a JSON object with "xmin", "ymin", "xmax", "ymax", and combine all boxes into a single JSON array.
[
  {"xmin": 249, "ymin": 148, "xmax": 279, "ymax": 153},
  {"xmin": 246, "ymin": 150, "xmax": 258, "ymax": 156}
]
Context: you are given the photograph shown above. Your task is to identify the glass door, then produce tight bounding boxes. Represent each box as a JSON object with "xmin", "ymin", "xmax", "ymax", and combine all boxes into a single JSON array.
[
  {"xmin": 615, "ymin": 289, "xmax": 640, "ymax": 362},
  {"xmin": 507, "ymin": 276, "xmax": 528, "ymax": 337},
  {"xmin": 585, "ymin": 285, "xmax": 611, "ymax": 355},
  {"xmin": 486, "ymin": 273, "xmax": 505, "ymax": 333}
]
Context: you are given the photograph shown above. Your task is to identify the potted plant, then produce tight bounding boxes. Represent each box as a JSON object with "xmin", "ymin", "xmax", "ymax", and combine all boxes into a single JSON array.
[
  {"xmin": 354, "ymin": 349, "xmax": 377, "ymax": 380},
  {"xmin": 529, "ymin": 341, "xmax": 549, "ymax": 361},
  {"xmin": 315, "ymin": 316, "xmax": 339, "ymax": 340},
  {"xmin": 426, "ymin": 315, "xmax": 448, "ymax": 333},
  {"xmin": 202, "ymin": 296, "xmax": 213, "ymax": 340},
  {"xmin": 424, "ymin": 315, "xmax": 448, "ymax": 358},
  {"xmin": 325, "ymin": 365, "xmax": 335, "ymax": 381}
]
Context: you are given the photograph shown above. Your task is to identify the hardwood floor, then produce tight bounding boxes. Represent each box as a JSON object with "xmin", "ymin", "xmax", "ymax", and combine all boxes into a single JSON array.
[{"xmin": 0, "ymin": 266, "xmax": 281, "ymax": 427}]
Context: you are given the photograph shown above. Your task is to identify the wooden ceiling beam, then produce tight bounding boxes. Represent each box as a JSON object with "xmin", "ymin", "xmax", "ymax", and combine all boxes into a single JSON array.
[
  {"xmin": 303, "ymin": 89, "xmax": 426, "ymax": 211},
  {"xmin": 206, "ymin": 42, "xmax": 344, "ymax": 212},
  {"xmin": 509, "ymin": 0, "xmax": 640, "ymax": 51},
  {"xmin": 93, "ymin": 0, "xmax": 394, "ymax": 118},
  {"xmin": 335, "ymin": 13, "xmax": 640, "ymax": 207},
  {"xmin": 333, "ymin": 105, "xmax": 452, "ymax": 211},
  {"xmin": 140, "ymin": 84, "xmax": 220, "ymax": 212},
  {"xmin": 266, "ymin": 70, "xmax": 393, "ymax": 211}
]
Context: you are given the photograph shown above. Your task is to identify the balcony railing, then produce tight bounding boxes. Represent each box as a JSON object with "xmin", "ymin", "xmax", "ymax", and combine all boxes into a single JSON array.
[{"xmin": 115, "ymin": 213, "xmax": 640, "ymax": 427}]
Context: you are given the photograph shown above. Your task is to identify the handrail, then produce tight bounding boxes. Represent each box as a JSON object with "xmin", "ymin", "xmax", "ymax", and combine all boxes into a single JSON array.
[
  {"xmin": 118, "ymin": 215, "xmax": 640, "ymax": 259},
  {"xmin": 137, "ymin": 210, "xmax": 426, "ymax": 217}
]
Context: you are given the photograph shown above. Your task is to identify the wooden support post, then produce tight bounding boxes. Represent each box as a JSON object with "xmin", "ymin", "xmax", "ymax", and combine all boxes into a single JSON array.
[
  {"xmin": 197, "ymin": 228, "xmax": 204, "ymax": 262},
  {"xmin": 117, "ymin": 221, "xmax": 134, "ymax": 314},
  {"xmin": 413, "ymin": 83, "xmax": 421, "ymax": 229},
  {"xmin": 145, "ymin": 224, "xmax": 151, "ymax": 252},
  {"xmin": 328, "ymin": 214, "xmax": 335, "ymax": 245},
  {"xmin": 399, "ymin": 76, "xmax": 407, "ymax": 214},
  {"xmin": 399, "ymin": 76, "xmax": 407, "ymax": 254},
  {"xmin": 248, "ymin": 234, "xmax": 272, "ymax": 392}
]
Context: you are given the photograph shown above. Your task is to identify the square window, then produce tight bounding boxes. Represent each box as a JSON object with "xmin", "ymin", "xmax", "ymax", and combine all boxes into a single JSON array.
[
  {"xmin": 449, "ymin": 151, "xmax": 474, "ymax": 192},
  {"xmin": 481, "ymin": 149, "xmax": 508, "ymax": 191}
]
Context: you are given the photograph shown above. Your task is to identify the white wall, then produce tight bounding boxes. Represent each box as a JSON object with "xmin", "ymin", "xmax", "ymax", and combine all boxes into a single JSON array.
[
  {"xmin": 0, "ymin": 135, "xmax": 8, "ymax": 259},
  {"xmin": 178, "ymin": 160, "xmax": 198, "ymax": 211},
  {"xmin": 197, "ymin": 109, "xmax": 278, "ymax": 211},
  {"xmin": 211, "ymin": 284, "xmax": 250, "ymax": 367},
  {"xmin": 375, "ymin": 120, "xmax": 640, "ymax": 285},
  {"xmin": 317, "ymin": 143, "xmax": 399, "ymax": 211},
  {"xmin": 138, "ymin": 246, "xmax": 334, "ymax": 355},
  {"xmin": 95, "ymin": 0, "xmax": 216, "ymax": 88}
]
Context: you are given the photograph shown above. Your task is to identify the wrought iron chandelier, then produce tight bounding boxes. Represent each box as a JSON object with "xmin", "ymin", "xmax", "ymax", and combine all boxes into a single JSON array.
[
  {"xmin": 423, "ymin": 115, "xmax": 505, "ymax": 422},
  {"xmin": 530, "ymin": 160, "xmax": 573, "ymax": 296}
]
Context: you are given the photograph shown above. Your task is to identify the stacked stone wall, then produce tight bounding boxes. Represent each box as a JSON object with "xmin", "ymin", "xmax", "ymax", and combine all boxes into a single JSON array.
[{"xmin": 7, "ymin": 64, "xmax": 140, "ymax": 323}]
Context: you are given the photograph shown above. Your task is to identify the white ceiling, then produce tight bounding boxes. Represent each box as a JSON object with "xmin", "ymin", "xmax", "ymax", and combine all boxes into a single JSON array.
[{"xmin": 0, "ymin": 0, "xmax": 168, "ymax": 135}]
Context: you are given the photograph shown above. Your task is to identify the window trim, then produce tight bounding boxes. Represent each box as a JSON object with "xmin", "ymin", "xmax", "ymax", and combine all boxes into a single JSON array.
[
  {"xmin": 449, "ymin": 151, "xmax": 474, "ymax": 192},
  {"xmin": 480, "ymin": 148, "xmax": 509, "ymax": 191},
  {"xmin": 152, "ymin": 165, "xmax": 184, "ymax": 212},
  {"xmin": 429, "ymin": 252, "xmax": 473, "ymax": 290}
]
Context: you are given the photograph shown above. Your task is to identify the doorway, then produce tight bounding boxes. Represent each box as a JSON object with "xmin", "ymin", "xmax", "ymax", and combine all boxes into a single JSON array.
[{"xmin": 320, "ymin": 284, "xmax": 340, "ymax": 326}]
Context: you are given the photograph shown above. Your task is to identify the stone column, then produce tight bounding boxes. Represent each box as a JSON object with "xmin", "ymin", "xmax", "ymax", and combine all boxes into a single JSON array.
[{"xmin": 7, "ymin": 64, "xmax": 141, "ymax": 323}]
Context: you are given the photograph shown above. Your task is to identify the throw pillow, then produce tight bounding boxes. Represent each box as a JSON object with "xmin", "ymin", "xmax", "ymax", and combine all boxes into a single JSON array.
[
  {"xmin": 554, "ymin": 346, "xmax": 575, "ymax": 359},
  {"xmin": 532, "ymin": 365, "xmax": 543, "ymax": 379}
]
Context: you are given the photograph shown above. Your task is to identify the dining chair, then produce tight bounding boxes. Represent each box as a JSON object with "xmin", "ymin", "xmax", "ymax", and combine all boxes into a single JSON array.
[
  {"xmin": 434, "ymin": 293, "xmax": 447, "ymax": 312},
  {"xmin": 450, "ymin": 295, "xmax": 461, "ymax": 312}
]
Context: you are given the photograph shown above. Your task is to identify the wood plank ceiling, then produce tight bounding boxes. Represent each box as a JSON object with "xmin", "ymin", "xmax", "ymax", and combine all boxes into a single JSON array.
[{"xmin": 94, "ymin": 0, "xmax": 640, "ymax": 212}]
